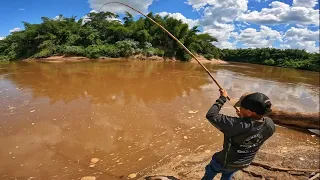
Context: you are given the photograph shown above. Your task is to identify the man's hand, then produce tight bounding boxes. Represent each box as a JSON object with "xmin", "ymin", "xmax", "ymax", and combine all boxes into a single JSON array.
[{"xmin": 219, "ymin": 89, "xmax": 228, "ymax": 98}]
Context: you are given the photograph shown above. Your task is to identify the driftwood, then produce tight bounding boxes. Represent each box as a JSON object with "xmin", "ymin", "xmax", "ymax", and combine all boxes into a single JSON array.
[
  {"xmin": 309, "ymin": 173, "xmax": 320, "ymax": 180},
  {"xmin": 267, "ymin": 109, "xmax": 319, "ymax": 129},
  {"xmin": 251, "ymin": 161, "xmax": 320, "ymax": 173}
]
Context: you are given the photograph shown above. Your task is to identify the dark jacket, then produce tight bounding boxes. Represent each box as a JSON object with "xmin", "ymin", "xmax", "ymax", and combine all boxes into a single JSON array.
[{"xmin": 206, "ymin": 96, "xmax": 275, "ymax": 170}]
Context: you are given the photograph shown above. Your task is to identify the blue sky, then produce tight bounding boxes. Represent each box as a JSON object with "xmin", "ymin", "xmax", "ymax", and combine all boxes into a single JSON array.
[{"xmin": 0, "ymin": 0, "xmax": 319, "ymax": 52}]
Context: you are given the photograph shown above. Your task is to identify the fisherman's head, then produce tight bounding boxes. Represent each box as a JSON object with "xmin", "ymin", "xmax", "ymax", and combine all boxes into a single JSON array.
[{"xmin": 232, "ymin": 92, "xmax": 272, "ymax": 119}]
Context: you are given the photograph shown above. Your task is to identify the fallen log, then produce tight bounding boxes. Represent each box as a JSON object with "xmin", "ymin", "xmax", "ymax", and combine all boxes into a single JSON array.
[
  {"xmin": 251, "ymin": 161, "xmax": 320, "ymax": 173},
  {"xmin": 309, "ymin": 173, "xmax": 320, "ymax": 180},
  {"xmin": 267, "ymin": 109, "xmax": 319, "ymax": 129}
]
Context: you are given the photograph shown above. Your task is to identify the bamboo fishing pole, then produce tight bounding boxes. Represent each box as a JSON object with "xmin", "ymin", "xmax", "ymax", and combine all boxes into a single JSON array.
[
  {"xmin": 98, "ymin": 2, "xmax": 239, "ymax": 111},
  {"xmin": 97, "ymin": 2, "xmax": 320, "ymax": 130}
]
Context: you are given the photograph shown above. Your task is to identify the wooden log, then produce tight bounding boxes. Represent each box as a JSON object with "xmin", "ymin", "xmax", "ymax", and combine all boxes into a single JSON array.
[
  {"xmin": 251, "ymin": 161, "xmax": 320, "ymax": 173},
  {"xmin": 309, "ymin": 173, "xmax": 320, "ymax": 180},
  {"xmin": 267, "ymin": 109, "xmax": 319, "ymax": 129}
]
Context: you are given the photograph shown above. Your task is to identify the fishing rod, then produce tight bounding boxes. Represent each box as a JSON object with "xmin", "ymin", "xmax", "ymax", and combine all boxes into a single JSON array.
[
  {"xmin": 97, "ymin": 2, "xmax": 320, "ymax": 131},
  {"xmin": 98, "ymin": 1, "xmax": 239, "ymax": 112}
]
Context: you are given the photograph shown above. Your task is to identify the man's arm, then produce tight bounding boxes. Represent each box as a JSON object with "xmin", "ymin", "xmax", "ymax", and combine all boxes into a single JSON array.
[
  {"xmin": 206, "ymin": 95, "xmax": 236, "ymax": 131},
  {"xmin": 206, "ymin": 89, "xmax": 250, "ymax": 136}
]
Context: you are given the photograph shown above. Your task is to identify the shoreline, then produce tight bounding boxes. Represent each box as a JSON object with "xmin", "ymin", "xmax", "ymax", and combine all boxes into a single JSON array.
[
  {"xmin": 22, "ymin": 55, "xmax": 229, "ymax": 65},
  {"xmin": 138, "ymin": 133, "xmax": 319, "ymax": 180}
]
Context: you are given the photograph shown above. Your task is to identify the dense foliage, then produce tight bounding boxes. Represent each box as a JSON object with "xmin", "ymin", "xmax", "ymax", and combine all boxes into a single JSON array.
[
  {"xmin": 0, "ymin": 12, "xmax": 220, "ymax": 61},
  {"xmin": 222, "ymin": 48, "xmax": 319, "ymax": 71}
]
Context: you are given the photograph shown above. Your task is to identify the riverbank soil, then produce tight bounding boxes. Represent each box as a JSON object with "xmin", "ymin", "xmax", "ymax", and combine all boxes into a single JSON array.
[
  {"xmin": 139, "ymin": 131, "xmax": 319, "ymax": 180},
  {"xmin": 23, "ymin": 55, "xmax": 229, "ymax": 65}
]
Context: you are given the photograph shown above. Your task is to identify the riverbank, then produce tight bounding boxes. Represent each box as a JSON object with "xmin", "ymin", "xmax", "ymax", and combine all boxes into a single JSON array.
[
  {"xmin": 22, "ymin": 55, "xmax": 229, "ymax": 65},
  {"xmin": 138, "ymin": 131, "xmax": 319, "ymax": 180}
]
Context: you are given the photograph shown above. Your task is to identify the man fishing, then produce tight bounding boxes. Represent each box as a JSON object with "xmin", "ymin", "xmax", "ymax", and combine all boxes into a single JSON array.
[{"xmin": 202, "ymin": 89, "xmax": 275, "ymax": 180}]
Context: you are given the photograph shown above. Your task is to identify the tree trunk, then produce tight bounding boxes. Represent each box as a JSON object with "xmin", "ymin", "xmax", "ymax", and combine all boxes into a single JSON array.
[{"xmin": 267, "ymin": 109, "xmax": 319, "ymax": 129}]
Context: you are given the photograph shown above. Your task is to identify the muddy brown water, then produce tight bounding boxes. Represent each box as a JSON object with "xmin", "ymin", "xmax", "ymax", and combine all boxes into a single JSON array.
[{"xmin": 0, "ymin": 60, "xmax": 319, "ymax": 180}]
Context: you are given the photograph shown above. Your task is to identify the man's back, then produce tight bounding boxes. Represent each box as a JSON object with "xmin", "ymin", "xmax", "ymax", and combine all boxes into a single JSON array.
[
  {"xmin": 202, "ymin": 90, "xmax": 275, "ymax": 180},
  {"xmin": 214, "ymin": 117, "xmax": 275, "ymax": 169}
]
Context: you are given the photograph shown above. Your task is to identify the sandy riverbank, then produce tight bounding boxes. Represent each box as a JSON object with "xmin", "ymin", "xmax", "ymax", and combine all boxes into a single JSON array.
[
  {"xmin": 23, "ymin": 55, "xmax": 228, "ymax": 65},
  {"xmin": 138, "ymin": 132, "xmax": 319, "ymax": 180}
]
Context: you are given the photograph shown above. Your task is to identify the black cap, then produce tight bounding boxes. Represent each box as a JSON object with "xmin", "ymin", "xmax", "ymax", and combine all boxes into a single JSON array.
[{"xmin": 240, "ymin": 93, "xmax": 272, "ymax": 115}]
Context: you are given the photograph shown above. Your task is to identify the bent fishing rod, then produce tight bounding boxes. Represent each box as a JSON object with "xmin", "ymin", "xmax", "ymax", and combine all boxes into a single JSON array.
[{"xmin": 99, "ymin": 1, "xmax": 239, "ymax": 111}]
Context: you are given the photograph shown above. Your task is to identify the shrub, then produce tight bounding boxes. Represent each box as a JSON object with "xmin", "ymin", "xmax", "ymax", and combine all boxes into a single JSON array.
[
  {"xmin": 0, "ymin": 55, "xmax": 9, "ymax": 61},
  {"xmin": 154, "ymin": 48, "xmax": 164, "ymax": 57},
  {"xmin": 33, "ymin": 48, "xmax": 54, "ymax": 58},
  {"xmin": 85, "ymin": 45, "xmax": 102, "ymax": 58},
  {"xmin": 58, "ymin": 46, "xmax": 86, "ymax": 57},
  {"xmin": 99, "ymin": 45, "xmax": 120, "ymax": 58},
  {"xmin": 84, "ymin": 45, "xmax": 121, "ymax": 58},
  {"xmin": 263, "ymin": 58, "xmax": 275, "ymax": 65},
  {"xmin": 143, "ymin": 48, "xmax": 165, "ymax": 57},
  {"xmin": 116, "ymin": 40, "xmax": 139, "ymax": 57},
  {"xmin": 204, "ymin": 54, "xmax": 215, "ymax": 60}
]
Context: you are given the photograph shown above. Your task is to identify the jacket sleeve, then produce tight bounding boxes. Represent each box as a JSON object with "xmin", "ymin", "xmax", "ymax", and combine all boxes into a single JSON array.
[{"xmin": 206, "ymin": 96, "xmax": 250, "ymax": 136}]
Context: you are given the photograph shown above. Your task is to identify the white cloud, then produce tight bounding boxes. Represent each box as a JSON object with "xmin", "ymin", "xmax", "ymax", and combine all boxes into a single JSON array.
[
  {"xmin": 81, "ymin": 11, "xmax": 122, "ymax": 25},
  {"xmin": 285, "ymin": 27, "xmax": 319, "ymax": 41},
  {"xmin": 88, "ymin": 0, "xmax": 154, "ymax": 15},
  {"xmin": 281, "ymin": 27, "xmax": 319, "ymax": 52},
  {"xmin": 187, "ymin": 0, "xmax": 248, "ymax": 49},
  {"xmin": 18, "ymin": 8, "xmax": 25, "ymax": 11},
  {"xmin": 0, "ymin": 37, "xmax": 4, "ymax": 40},
  {"xmin": 9, "ymin": 27, "xmax": 21, "ymax": 33},
  {"xmin": 255, "ymin": 0, "xmax": 269, "ymax": 2},
  {"xmin": 214, "ymin": 41, "xmax": 237, "ymax": 49},
  {"xmin": 234, "ymin": 25, "xmax": 282, "ymax": 48},
  {"xmin": 186, "ymin": 0, "xmax": 248, "ymax": 11},
  {"xmin": 293, "ymin": 0, "xmax": 318, "ymax": 8},
  {"xmin": 53, "ymin": 16, "xmax": 62, "ymax": 21},
  {"xmin": 235, "ymin": 22, "xmax": 249, "ymax": 29},
  {"xmin": 203, "ymin": 23, "xmax": 236, "ymax": 48},
  {"xmin": 238, "ymin": 1, "xmax": 319, "ymax": 25},
  {"xmin": 157, "ymin": 12, "xmax": 199, "ymax": 28}
]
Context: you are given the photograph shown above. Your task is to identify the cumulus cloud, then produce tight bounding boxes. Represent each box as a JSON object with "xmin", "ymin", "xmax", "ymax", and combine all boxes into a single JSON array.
[
  {"xmin": 292, "ymin": 0, "xmax": 318, "ymax": 8},
  {"xmin": 203, "ymin": 22, "xmax": 236, "ymax": 48},
  {"xmin": 157, "ymin": 12, "xmax": 199, "ymax": 28},
  {"xmin": 188, "ymin": 0, "xmax": 248, "ymax": 49},
  {"xmin": 53, "ymin": 15, "xmax": 62, "ymax": 21},
  {"xmin": 281, "ymin": 27, "xmax": 319, "ymax": 52},
  {"xmin": 238, "ymin": 1, "xmax": 319, "ymax": 25},
  {"xmin": 255, "ymin": 0, "xmax": 269, "ymax": 2},
  {"xmin": 285, "ymin": 27, "xmax": 319, "ymax": 41},
  {"xmin": 9, "ymin": 27, "xmax": 21, "ymax": 33},
  {"xmin": 88, "ymin": 0, "xmax": 154, "ymax": 15},
  {"xmin": 186, "ymin": 0, "xmax": 248, "ymax": 11},
  {"xmin": 0, "ymin": 37, "xmax": 4, "ymax": 40},
  {"xmin": 233, "ymin": 25, "xmax": 283, "ymax": 48},
  {"xmin": 81, "ymin": 10, "xmax": 122, "ymax": 25}
]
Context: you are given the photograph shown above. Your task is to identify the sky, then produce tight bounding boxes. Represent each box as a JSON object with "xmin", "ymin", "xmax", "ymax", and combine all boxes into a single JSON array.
[{"xmin": 0, "ymin": 0, "xmax": 319, "ymax": 52}]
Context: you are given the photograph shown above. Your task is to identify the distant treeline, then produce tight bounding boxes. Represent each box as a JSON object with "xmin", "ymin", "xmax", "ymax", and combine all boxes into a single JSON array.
[
  {"xmin": 0, "ymin": 12, "xmax": 318, "ymax": 71},
  {"xmin": 222, "ymin": 48, "xmax": 319, "ymax": 71}
]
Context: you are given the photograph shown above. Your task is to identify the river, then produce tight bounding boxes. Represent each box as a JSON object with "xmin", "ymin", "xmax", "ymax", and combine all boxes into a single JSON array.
[{"xmin": 0, "ymin": 60, "xmax": 319, "ymax": 180}]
